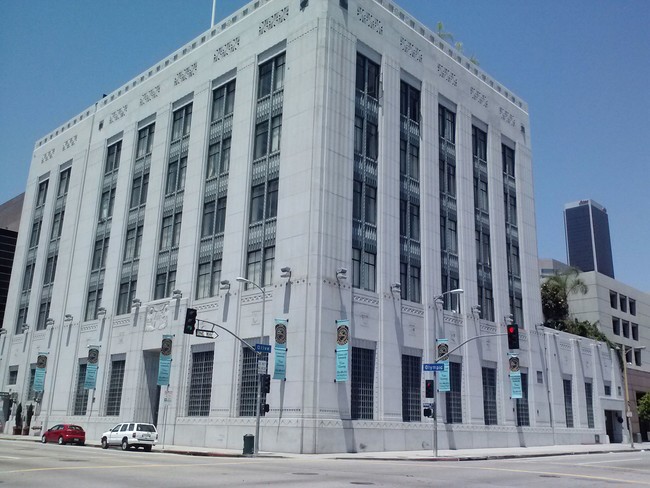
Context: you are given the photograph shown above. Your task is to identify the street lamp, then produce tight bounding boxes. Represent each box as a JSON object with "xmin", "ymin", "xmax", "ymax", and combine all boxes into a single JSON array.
[
  {"xmin": 236, "ymin": 276, "xmax": 266, "ymax": 456},
  {"xmin": 619, "ymin": 345, "xmax": 646, "ymax": 448},
  {"xmin": 431, "ymin": 287, "xmax": 463, "ymax": 458}
]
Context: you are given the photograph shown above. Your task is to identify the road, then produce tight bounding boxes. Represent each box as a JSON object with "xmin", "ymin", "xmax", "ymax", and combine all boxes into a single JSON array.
[{"xmin": 1, "ymin": 439, "xmax": 649, "ymax": 487}]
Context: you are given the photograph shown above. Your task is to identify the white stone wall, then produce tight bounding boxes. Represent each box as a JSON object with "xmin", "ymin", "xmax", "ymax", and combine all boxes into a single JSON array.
[{"xmin": 0, "ymin": 0, "xmax": 624, "ymax": 451}]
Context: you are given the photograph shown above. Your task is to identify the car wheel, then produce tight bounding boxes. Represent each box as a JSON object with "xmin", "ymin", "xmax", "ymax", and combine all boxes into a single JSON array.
[
  {"xmin": 144, "ymin": 445, "xmax": 152, "ymax": 452},
  {"xmin": 121, "ymin": 439, "xmax": 129, "ymax": 451},
  {"xmin": 58, "ymin": 436, "xmax": 65, "ymax": 445},
  {"xmin": 78, "ymin": 441, "xmax": 85, "ymax": 446},
  {"xmin": 101, "ymin": 438, "xmax": 109, "ymax": 449},
  {"xmin": 41, "ymin": 435, "xmax": 47, "ymax": 444}
]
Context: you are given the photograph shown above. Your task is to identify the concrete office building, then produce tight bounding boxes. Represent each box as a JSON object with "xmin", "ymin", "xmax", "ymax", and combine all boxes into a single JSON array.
[
  {"xmin": 567, "ymin": 272, "xmax": 650, "ymax": 441},
  {"xmin": 0, "ymin": 0, "xmax": 625, "ymax": 452},
  {"xmin": 0, "ymin": 194, "xmax": 24, "ymax": 329},
  {"xmin": 564, "ymin": 200, "xmax": 615, "ymax": 278}
]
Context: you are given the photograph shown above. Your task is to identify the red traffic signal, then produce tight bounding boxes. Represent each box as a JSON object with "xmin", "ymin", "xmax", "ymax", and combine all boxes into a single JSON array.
[
  {"xmin": 507, "ymin": 324, "xmax": 519, "ymax": 350},
  {"xmin": 425, "ymin": 379, "xmax": 434, "ymax": 398}
]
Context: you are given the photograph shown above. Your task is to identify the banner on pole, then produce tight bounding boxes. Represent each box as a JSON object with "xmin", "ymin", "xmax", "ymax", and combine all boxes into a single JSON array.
[
  {"xmin": 335, "ymin": 319, "xmax": 350, "ymax": 382},
  {"xmin": 436, "ymin": 340, "xmax": 450, "ymax": 392},
  {"xmin": 157, "ymin": 335, "xmax": 173, "ymax": 386},
  {"xmin": 34, "ymin": 353, "xmax": 49, "ymax": 392},
  {"xmin": 273, "ymin": 319, "xmax": 288, "ymax": 380},
  {"xmin": 510, "ymin": 371, "xmax": 522, "ymax": 399},
  {"xmin": 84, "ymin": 364, "xmax": 98, "ymax": 390}
]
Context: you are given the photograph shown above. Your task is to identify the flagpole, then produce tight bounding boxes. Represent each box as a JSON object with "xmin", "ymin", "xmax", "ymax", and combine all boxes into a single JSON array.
[{"xmin": 211, "ymin": 0, "xmax": 216, "ymax": 27}]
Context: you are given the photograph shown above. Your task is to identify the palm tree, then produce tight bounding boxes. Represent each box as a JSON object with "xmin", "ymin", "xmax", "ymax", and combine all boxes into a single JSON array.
[
  {"xmin": 541, "ymin": 267, "xmax": 588, "ymax": 326},
  {"xmin": 435, "ymin": 22, "xmax": 454, "ymax": 43}
]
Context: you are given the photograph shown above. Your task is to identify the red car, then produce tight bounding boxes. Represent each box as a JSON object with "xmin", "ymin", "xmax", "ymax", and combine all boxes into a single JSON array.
[{"xmin": 41, "ymin": 424, "xmax": 85, "ymax": 445}]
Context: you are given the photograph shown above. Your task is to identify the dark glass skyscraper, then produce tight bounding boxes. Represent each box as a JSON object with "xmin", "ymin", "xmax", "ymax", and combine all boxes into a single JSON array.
[{"xmin": 564, "ymin": 200, "xmax": 614, "ymax": 278}]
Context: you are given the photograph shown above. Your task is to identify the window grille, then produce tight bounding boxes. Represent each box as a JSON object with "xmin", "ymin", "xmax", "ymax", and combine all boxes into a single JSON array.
[
  {"xmin": 515, "ymin": 372, "xmax": 530, "ymax": 426},
  {"xmin": 187, "ymin": 350, "xmax": 214, "ymax": 416},
  {"xmin": 351, "ymin": 347, "xmax": 375, "ymax": 420},
  {"xmin": 73, "ymin": 363, "xmax": 89, "ymax": 415},
  {"xmin": 239, "ymin": 344, "xmax": 268, "ymax": 417},
  {"xmin": 563, "ymin": 379, "xmax": 573, "ymax": 427},
  {"xmin": 482, "ymin": 367, "xmax": 497, "ymax": 425},
  {"xmin": 105, "ymin": 359, "xmax": 125, "ymax": 416},
  {"xmin": 585, "ymin": 382, "xmax": 594, "ymax": 428},
  {"xmin": 401, "ymin": 355, "xmax": 421, "ymax": 422},
  {"xmin": 445, "ymin": 362, "xmax": 462, "ymax": 423}
]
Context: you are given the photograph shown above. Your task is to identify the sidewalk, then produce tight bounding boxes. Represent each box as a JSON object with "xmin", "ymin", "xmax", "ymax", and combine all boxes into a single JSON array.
[{"xmin": 1, "ymin": 433, "xmax": 647, "ymax": 461}]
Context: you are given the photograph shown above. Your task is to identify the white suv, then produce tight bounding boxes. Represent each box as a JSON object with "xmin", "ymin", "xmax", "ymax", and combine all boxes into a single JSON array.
[{"xmin": 101, "ymin": 422, "xmax": 158, "ymax": 451}]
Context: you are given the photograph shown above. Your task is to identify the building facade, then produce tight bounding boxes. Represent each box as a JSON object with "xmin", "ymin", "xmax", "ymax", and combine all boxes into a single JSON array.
[
  {"xmin": 0, "ymin": 194, "xmax": 23, "ymax": 330},
  {"xmin": 567, "ymin": 271, "xmax": 650, "ymax": 441},
  {"xmin": 564, "ymin": 200, "xmax": 615, "ymax": 278},
  {"xmin": 0, "ymin": 0, "xmax": 624, "ymax": 452}
]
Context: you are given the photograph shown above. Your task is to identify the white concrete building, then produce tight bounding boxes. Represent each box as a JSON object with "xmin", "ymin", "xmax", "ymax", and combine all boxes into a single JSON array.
[
  {"xmin": 0, "ymin": 0, "xmax": 624, "ymax": 452},
  {"xmin": 566, "ymin": 271, "xmax": 650, "ymax": 441}
]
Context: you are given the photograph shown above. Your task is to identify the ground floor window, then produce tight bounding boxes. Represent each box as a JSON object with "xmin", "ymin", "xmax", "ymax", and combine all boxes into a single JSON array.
[{"xmin": 352, "ymin": 347, "xmax": 375, "ymax": 420}]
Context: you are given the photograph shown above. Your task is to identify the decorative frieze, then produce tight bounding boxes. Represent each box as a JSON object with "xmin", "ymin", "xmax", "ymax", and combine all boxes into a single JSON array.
[
  {"xmin": 109, "ymin": 105, "xmax": 128, "ymax": 124},
  {"xmin": 471, "ymin": 86, "xmax": 488, "ymax": 108},
  {"xmin": 41, "ymin": 148, "xmax": 55, "ymax": 164},
  {"xmin": 437, "ymin": 64, "xmax": 458, "ymax": 87},
  {"xmin": 213, "ymin": 37, "xmax": 240, "ymax": 62},
  {"xmin": 174, "ymin": 62, "xmax": 198, "ymax": 86},
  {"xmin": 499, "ymin": 106, "xmax": 516, "ymax": 127},
  {"xmin": 259, "ymin": 7, "xmax": 290, "ymax": 35},
  {"xmin": 400, "ymin": 37, "xmax": 422, "ymax": 62},
  {"xmin": 62, "ymin": 135, "xmax": 78, "ymax": 152},
  {"xmin": 357, "ymin": 6, "xmax": 383, "ymax": 35},
  {"xmin": 139, "ymin": 85, "xmax": 161, "ymax": 106}
]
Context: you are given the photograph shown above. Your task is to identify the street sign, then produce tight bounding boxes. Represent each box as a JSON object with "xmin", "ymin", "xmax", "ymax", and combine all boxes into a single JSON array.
[
  {"xmin": 255, "ymin": 343, "xmax": 272, "ymax": 353},
  {"xmin": 423, "ymin": 363, "xmax": 445, "ymax": 372},
  {"xmin": 196, "ymin": 329, "xmax": 218, "ymax": 339},
  {"xmin": 423, "ymin": 402, "xmax": 434, "ymax": 408},
  {"xmin": 258, "ymin": 359, "xmax": 268, "ymax": 373}
]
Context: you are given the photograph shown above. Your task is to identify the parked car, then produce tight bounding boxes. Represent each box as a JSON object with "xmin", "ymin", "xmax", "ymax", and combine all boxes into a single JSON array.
[
  {"xmin": 101, "ymin": 422, "xmax": 158, "ymax": 451},
  {"xmin": 41, "ymin": 424, "xmax": 85, "ymax": 445}
]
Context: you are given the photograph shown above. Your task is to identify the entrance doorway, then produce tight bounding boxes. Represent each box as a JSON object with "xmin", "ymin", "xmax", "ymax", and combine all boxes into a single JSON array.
[
  {"xmin": 605, "ymin": 409, "xmax": 624, "ymax": 443},
  {"xmin": 134, "ymin": 350, "xmax": 161, "ymax": 426}
]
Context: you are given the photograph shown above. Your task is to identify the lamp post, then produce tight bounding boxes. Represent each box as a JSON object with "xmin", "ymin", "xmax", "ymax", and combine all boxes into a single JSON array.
[
  {"xmin": 620, "ymin": 345, "xmax": 646, "ymax": 448},
  {"xmin": 432, "ymin": 288, "xmax": 463, "ymax": 458},
  {"xmin": 236, "ymin": 276, "xmax": 266, "ymax": 456}
]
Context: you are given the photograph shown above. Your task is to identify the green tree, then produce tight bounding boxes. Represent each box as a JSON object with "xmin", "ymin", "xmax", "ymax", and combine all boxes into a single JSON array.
[
  {"xmin": 638, "ymin": 392, "xmax": 650, "ymax": 423},
  {"xmin": 435, "ymin": 21, "xmax": 454, "ymax": 42},
  {"xmin": 541, "ymin": 267, "xmax": 588, "ymax": 327}
]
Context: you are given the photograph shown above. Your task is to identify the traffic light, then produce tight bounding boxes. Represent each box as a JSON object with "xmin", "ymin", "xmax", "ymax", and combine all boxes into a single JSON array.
[
  {"xmin": 425, "ymin": 379, "xmax": 434, "ymax": 398},
  {"xmin": 260, "ymin": 403, "xmax": 270, "ymax": 416},
  {"xmin": 423, "ymin": 407, "xmax": 433, "ymax": 418},
  {"xmin": 261, "ymin": 374, "xmax": 271, "ymax": 394},
  {"xmin": 184, "ymin": 308, "xmax": 197, "ymax": 335},
  {"xmin": 507, "ymin": 324, "xmax": 519, "ymax": 350}
]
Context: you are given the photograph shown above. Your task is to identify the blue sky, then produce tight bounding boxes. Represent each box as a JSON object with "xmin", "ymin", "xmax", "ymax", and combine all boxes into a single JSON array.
[{"xmin": 1, "ymin": 0, "xmax": 648, "ymax": 291}]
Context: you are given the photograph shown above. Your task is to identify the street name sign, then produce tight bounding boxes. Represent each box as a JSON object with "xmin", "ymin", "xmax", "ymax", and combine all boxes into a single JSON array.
[
  {"xmin": 255, "ymin": 343, "xmax": 272, "ymax": 353},
  {"xmin": 423, "ymin": 363, "xmax": 445, "ymax": 372}
]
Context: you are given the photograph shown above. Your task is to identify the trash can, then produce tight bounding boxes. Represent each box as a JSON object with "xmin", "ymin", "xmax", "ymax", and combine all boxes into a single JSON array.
[
  {"xmin": 243, "ymin": 434, "xmax": 254, "ymax": 456},
  {"xmin": 635, "ymin": 433, "xmax": 642, "ymax": 443}
]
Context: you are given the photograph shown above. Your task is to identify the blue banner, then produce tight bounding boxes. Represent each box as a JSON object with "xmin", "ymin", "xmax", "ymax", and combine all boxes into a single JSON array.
[
  {"xmin": 336, "ymin": 345, "xmax": 349, "ymax": 382},
  {"xmin": 510, "ymin": 371, "xmax": 522, "ymax": 399},
  {"xmin": 84, "ymin": 364, "xmax": 98, "ymax": 390},
  {"xmin": 273, "ymin": 344, "xmax": 287, "ymax": 380},
  {"xmin": 33, "ymin": 368, "xmax": 46, "ymax": 392},
  {"xmin": 157, "ymin": 356, "xmax": 172, "ymax": 386},
  {"xmin": 436, "ymin": 339, "xmax": 450, "ymax": 392}
]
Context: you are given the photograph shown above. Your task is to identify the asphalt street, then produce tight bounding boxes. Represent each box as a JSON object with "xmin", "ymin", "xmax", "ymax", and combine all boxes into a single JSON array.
[{"xmin": 1, "ymin": 439, "xmax": 650, "ymax": 487}]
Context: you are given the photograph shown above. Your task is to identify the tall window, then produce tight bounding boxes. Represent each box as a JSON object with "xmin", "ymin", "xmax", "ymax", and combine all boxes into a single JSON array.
[
  {"xmin": 159, "ymin": 212, "xmax": 182, "ymax": 250},
  {"xmin": 351, "ymin": 347, "xmax": 375, "ymax": 420},
  {"xmin": 29, "ymin": 221, "xmax": 41, "ymax": 248},
  {"xmin": 563, "ymin": 379, "xmax": 574, "ymax": 428},
  {"xmin": 58, "ymin": 167, "xmax": 71, "ymax": 197},
  {"xmin": 196, "ymin": 259, "xmax": 222, "ymax": 300},
  {"xmin": 245, "ymin": 246, "xmax": 274, "ymax": 288},
  {"xmin": 36, "ymin": 180, "xmax": 49, "ymax": 207},
  {"xmin": 105, "ymin": 359, "xmax": 126, "ymax": 416},
  {"xmin": 73, "ymin": 363, "xmax": 89, "ymax": 415},
  {"xmin": 123, "ymin": 225, "xmax": 143, "ymax": 261},
  {"xmin": 85, "ymin": 288, "xmax": 103, "ymax": 321},
  {"xmin": 154, "ymin": 270, "xmax": 176, "ymax": 300},
  {"xmin": 211, "ymin": 80, "xmax": 236, "ymax": 121},
  {"xmin": 206, "ymin": 138, "xmax": 231, "ymax": 178},
  {"xmin": 585, "ymin": 382, "xmax": 594, "ymax": 428},
  {"xmin": 50, "ymin": 210, "xmax": 65, "ymax": 240},
  {"xmin": 482, "ymin": 367, "xmax": 497, "ymax": 425},
  {"xmin": 515, "ymin": 372, "xmax": 530, "ymax": 426},
  {"xmin": 446, "ymin": 362, "xmax": 462, "ymax": 423},
  {"xmin": 239, "ymin": 345, "xmax": 269, "ymax": 417},
  {"xmin": 116, "ymin": 280, "xmax": 137, "ymax": 315},
  {"xmin": 130, "ymin": 173, "xmax": 149, "ymax": 208},
  {"xmin": 136, "ymin": 123, "xmax": 155, "ymax": 159},
  {"xmin": 171, "ymin": 104, "xmax": 192, "ymax": 141},
  {"xmin": 105, "ymin": 141, "xmax": 122, "ymax": 174},
  {"xmin": 401, "ymin": 355, "xmax": 421, "ymax": 422},
  {"xmin": 43, "ymin": 255, "xmax": 57, "ymax": 285},
  {"xmin": 351, "ymin": 248, "xmax": 376, "ymax": 292},
  {"xmin": 258, "ymin": 53, "xmax": 285, "ymax": 99},
  {"xmin": 99, "ymin": 187, "xmax": 116, "ymax": 220},
  {"xmin": 91, "ymin": 237, "xmax": 110, "ymax": 270},
  {"xmin": 355, "ymin": 54, "xmax": 379, "ymax": 99},
  {"xmin": 165, "ymin": 156, "xmax": 187, "ymax": 194},
  {"xmin": 188, "ymin": 350, "xmax": 214, "ymax": 416}
]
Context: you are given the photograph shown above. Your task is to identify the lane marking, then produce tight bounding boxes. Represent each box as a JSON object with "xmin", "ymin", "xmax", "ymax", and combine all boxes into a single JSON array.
[{"xmin": 0, "ymin": 461, "xmax": 251, "ymax": 474}]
